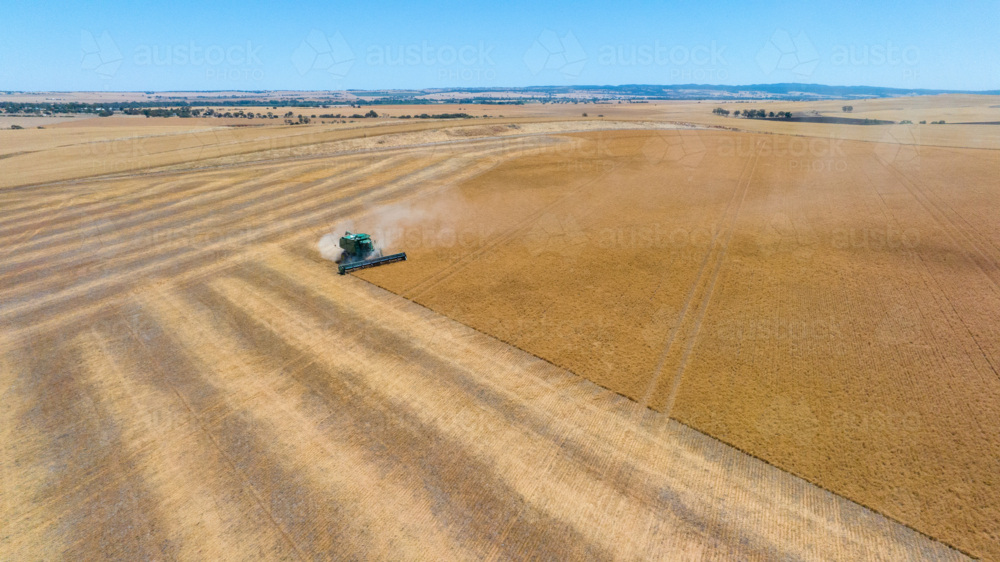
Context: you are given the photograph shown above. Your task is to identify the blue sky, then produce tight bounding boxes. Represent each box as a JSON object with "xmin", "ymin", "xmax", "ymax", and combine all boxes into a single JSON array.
[{"xmin": 1, "ymin": 0, "xmax": 997, "ymax": 91}]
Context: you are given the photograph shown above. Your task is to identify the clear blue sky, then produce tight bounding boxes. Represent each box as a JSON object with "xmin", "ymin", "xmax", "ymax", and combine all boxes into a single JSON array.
[{"xmin": 1, "ymin": 0, "xmax": 997, "ymax": 91}]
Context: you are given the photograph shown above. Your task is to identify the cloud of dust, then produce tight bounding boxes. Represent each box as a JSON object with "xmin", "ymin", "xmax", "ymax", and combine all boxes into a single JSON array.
[
  {"xmin": 317, "ymin": 193, "xmax": 469, "ymax": 262},
  {"xmin": 317, "ymin": 233, "xmax": 345, "ymax": 262}
]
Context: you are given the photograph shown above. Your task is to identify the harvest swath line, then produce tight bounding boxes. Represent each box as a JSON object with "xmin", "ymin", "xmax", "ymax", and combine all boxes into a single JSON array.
[
  {"xmin": 0, "ymin": 152, "xmax": 409, "ymax": 256},
  {"xmin": 0, "ymin": 144, "xmax": 519, "ymax": 320},
  {"xmin": 76, "ymin": 331, "xmax": 261, "ymax": 559},
  {"xmin": 0, "ymin": 176, "xmax": 198, "ymax": 227},
  {"xmin": 201, "ymin": 275, "xmax": 621, "ymax": 560},
  {"xmin": 142, "ymin": 285, "xmax": 477, "ymax": 559},
  {"xmin": 0, "ymin": 160, "xmax": 373, "ymax": 274},
  {"xmin": 0, "ymin": 156, "xmax": 422, "ymax": 286},
  {"xmin": 93, "ymin": 314, "xmax": 320, "ymax": 561},
  {"xmin": 0, "ymin": 160, "xmax": 337, "ymax": 240}
]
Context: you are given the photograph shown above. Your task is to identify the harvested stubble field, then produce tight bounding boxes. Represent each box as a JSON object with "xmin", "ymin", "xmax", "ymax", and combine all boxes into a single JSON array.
[{"xmin": 0, "ymin": 112, "xmax": 989, "ymax": 560}]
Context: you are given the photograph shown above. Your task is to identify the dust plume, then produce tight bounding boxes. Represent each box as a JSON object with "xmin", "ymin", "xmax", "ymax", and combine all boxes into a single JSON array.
[{"xmin": 317, "ymin": 193, "xmax": 469, "ymax": 263}]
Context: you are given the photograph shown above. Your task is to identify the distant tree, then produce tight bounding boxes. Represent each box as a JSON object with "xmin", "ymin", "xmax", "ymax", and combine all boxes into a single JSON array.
[
  {"xmin": 582, "ymin": 112, "xmax": 588, "ymax": 117},
  {"xmin": 842, "ymin": 106, "xmax": 853, "ymax": 112},
  {"xmin": 365, "ymin": 110, "xmax": 379, "ymax": 118},
  {"xmin": 769, "ymin": 111, "xmax": 775, "ymax": 118},
  {"xmin": 919, "ymin": 120, "xmax": 927, "ymax": 124},
  {"xmin": 10, "ymin": 124, "xmax": 22, "ymax": 129},
  {"xmin": 733, "ymin": 110, "xmax": 741, "ymax": 116}
]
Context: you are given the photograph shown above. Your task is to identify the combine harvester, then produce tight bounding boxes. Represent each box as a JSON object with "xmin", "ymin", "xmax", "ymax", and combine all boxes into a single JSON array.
[{"xmin": 336, "ymin": 232, "xmax": 407, "ymax": 275}]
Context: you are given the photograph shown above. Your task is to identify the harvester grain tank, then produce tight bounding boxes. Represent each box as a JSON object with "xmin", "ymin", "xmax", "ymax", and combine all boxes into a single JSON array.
[{"xmin": 336, "ymin": 232, "xmax": 407, "ymax": 274}]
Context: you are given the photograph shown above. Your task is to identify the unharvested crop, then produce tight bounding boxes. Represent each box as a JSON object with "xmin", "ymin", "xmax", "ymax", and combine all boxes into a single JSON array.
[{"xmin": 358, "ymin": 129, "xmax": 1000, "ymax": 560}]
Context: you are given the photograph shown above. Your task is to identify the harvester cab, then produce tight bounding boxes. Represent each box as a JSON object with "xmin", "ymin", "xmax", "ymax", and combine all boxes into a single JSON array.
[
  {"xmin": 339, "ymin": 232, "xmax": 376, "ymax": 259},
  {"xmin": 336, "ymin": 231, "xmax": 407, "ymax": 275}
]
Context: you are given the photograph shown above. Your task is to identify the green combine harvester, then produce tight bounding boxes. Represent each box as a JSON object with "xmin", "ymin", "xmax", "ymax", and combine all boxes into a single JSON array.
[{"xmin": 336, "ymin": 232, "xmax": 407, "ymax": 275}]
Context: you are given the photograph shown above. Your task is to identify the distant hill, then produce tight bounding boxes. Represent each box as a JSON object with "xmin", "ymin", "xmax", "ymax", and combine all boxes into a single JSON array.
[{"xmin": 422, "ymin": 83, "xmax": 1000, "ymax": 100}]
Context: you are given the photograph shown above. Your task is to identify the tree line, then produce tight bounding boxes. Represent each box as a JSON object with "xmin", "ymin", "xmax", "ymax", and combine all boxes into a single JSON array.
[{"xmin": 713, "ymin": 107, "xmax": 792, "ymax": 119}]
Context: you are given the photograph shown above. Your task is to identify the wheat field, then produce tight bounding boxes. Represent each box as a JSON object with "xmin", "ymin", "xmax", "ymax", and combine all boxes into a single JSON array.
[{"xmin": 0, "ymin": 111, "xmax": 990, "ymax": 560}]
